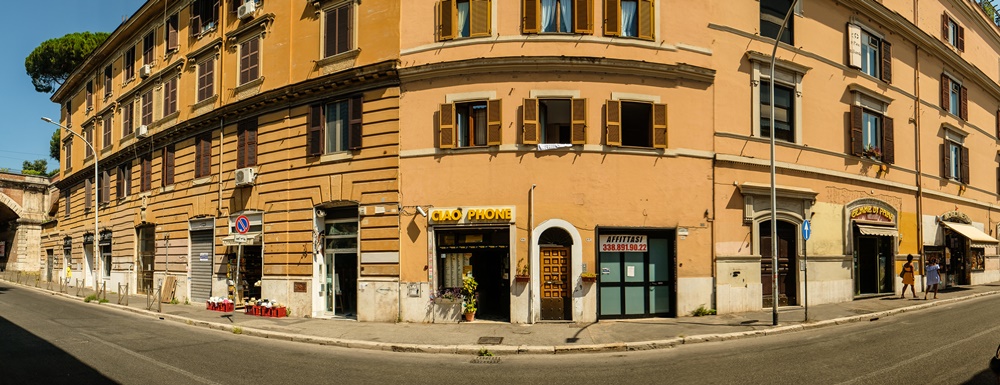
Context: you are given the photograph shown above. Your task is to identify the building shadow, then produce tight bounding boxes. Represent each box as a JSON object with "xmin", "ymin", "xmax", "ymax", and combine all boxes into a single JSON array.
[
  {"xmin": 0, "ymin": 315, "xmax": 117, "ymax": 384},
  {"xmin": 961, "ymin": 368, "xmax": 998, "ymax": 384}
]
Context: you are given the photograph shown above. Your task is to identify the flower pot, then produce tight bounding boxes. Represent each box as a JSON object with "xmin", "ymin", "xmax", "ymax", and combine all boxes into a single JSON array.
[
  {"xmin": 581, "ymin": 276, "xmax": 597, "ymax": 283},
  {"xmin": 514, "ymin": 275, "xmax": 530, "ymax": 283},
  {"xmin": 464, "ymin": 311, "xmax": 475, "ymax": 322}
]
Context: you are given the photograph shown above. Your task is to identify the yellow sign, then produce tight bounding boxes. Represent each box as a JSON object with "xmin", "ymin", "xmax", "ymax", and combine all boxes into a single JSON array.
[
  {"xmin": 850, "ymin": 205, "xmax": 895, "ymax": 222},
  {"xmin": 428, "ymin": 206, "xmax": 516, "ymax": 225}
]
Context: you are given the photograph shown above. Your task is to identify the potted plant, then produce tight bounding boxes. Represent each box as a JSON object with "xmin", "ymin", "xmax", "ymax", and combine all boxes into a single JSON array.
[
  {"xmin": 861, "ymin": 145, "xmax": 882, "ymax": 161},
  {"xmin": 581, "ymin": 271, "xmax": 598, "ymax": 283},
  {"xmin": 462, "ymin": 275, "xmax": 478, "ymax": 322},
  {"xmin": 514, "ymin": 258, "xmax": 530, "ymax": 282},
  {"xmin": 430, "ymin": 287, "xmax": 464, "ymax": 323}
]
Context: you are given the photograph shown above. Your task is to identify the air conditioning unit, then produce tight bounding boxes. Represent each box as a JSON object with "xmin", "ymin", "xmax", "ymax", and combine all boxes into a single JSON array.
[
  {"xmin": 238, "ymin": 2, "xmax": 257, "ymax": 20},
  {"xmin": 234, "ymin": 167, "xmax": 257, "ymax": 186},
  {"xmin": 136, "ymin": 125, "xmax": 149, "ymax": 138},
  {"xmin": 139, "ymin": 64, "xmax": 152, "ymax": 79}
]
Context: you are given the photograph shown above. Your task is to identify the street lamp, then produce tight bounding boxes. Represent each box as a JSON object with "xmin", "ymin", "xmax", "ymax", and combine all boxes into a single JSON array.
[{"xmin": 41, "ymin": 116, "xmax": 100, "ymax": 292}]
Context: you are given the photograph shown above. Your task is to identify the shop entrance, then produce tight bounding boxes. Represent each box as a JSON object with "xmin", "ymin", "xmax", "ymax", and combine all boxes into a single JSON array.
[
  {"xmin": 137, "ymin": 226, "xmax": 155, "ymax": 294},
  {"xmin": 324, "ymin": 253, "xmax": 357, "ymax": 317},
  {"xmin": 229, "ymin": 246, "xmax": 263, "ymax": 302},
  {"xmin": 597, "ymin": 230, "xmax": 676, "ymax": 319},
  {"xmin": 945, "ymin": 234, "xmax": 968, "ymax": 286},
  {"xmin": 540, "ymin": 247, "xmax": 570, "ymax": 320},
  {"xmin": 45, "ymin": 249, "xmax": 53, "ymax": 282},
  {"xmin": 853, "ymin": 233, "xmax": 893, "ymax": 296},
  {"xmin": 760, "ymin": 220, "xmax": 797, "ymax": 307},
  {"xmin": 436, "ymin": 227, "xmax": 510, "ymax": 322}
]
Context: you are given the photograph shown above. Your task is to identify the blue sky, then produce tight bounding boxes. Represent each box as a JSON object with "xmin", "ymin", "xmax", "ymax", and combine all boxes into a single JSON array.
[{"xmin": 0, "ymin": 1, "xmax": 142, "ymax": 173}]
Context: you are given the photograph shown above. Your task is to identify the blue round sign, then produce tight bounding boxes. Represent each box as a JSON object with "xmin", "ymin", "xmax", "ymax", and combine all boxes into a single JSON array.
[
  {"xmin": 802, "ymin": 220, "xmax": 811, "ymax": 241},
  {"xmin": 235, "ymin": 215, "xmax": 251, "ymax": 235}
]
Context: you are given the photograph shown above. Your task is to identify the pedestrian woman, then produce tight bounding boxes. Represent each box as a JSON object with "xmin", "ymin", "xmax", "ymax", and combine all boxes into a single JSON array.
[
  {"xmin": 924, "ymin": 258, "xmax": 941, "ymax": 300},
  {"xmin": 900, "ymin": 254, "xmax": 916, "ymax": 299}
]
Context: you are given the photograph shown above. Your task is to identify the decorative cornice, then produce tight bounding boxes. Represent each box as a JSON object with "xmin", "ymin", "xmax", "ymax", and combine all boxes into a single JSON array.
[
  {"xmin": 225, "ymin": 13, "xmax": 275, "ymax": 44},
  {"xmin": 745, "ymin": 51, "xmax": 812, "ymax": 74},
  {"xmin": 398, "ymin": 56, "xmax": 716, "ymax": 84},
  {"xmin": 186, "ymin": 38, "xmax": 224, "ymax": 62},
  {"xmin": 738, "ymin": 182, "xmax": 818, "ymax": 201}
]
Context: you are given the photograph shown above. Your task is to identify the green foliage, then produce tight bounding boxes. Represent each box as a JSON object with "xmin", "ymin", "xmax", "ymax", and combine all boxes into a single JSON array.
[
  {"xmin": 232, "ymin": 326, "xmax": 243, "ymax": 334},
  {"xmin": 462, "ymin": 275, "xmax": 478, "ymax": 314},
  {"xmin": 25, "ymin": 32, "xmax": 110, "ymax": 93},
  {"xmin": 169, "ymin": 298, "xmax": 180, "ymax": 305},
  {"xmin": 98, "ymin": 298, "xmax": 108, "ymax": 304},
  {"xmin": 50, "ymin": 129, "xmax": 60, "ymax": 161},
  {"xmin": 691, "ymin": 305, "xmax": 717, "ymax": 317},
  {"xmin": 21, "ymin": 159, "xmax": 48, "ymax": 176},
  {"xmin": 478, "ymin": 347, "xmax": 493, "ymax": 357},
  {"xmin": 84, "ymin": 294, "xmax": 97, "ymax": 303}
]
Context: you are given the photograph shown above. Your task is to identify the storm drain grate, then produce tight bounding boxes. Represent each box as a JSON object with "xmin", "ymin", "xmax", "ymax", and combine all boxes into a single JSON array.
[
  {"xmin": 470, "ymin": 356, "xmax": 502, "ymax": 364},
  {"xmin": 477, "ymin": 336, "xmax": 504, "ymax": 345}
]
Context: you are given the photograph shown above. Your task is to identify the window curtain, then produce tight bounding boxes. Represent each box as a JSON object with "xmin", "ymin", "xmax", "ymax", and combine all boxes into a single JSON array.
[
  {"xmin": 457, "ymin": 1, "xmax": 470, "ymax": 37},
  {"xmin": 326, "ymin": 102, "xmax": 349, "ymax": 153},
  {"xmin": 621, "ymin": 0, "xmax": 638, "ymax": 37},
  {"xmin": 541, "ymin": 0, "xmax": 556, "ymax": 32},
  {"xmin": 560, "ymin": 0, "xmax": 573, "ymax": 33}
]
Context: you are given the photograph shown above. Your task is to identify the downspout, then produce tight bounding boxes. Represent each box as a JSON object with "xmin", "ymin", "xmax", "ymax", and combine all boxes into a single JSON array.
[
  {"xmin": 913, "ymin": 6, "xmax": 926, "ymax": 292},
  {"xmin": 529, "ymin": 184, "xmax": 536, "ymax": 323}
]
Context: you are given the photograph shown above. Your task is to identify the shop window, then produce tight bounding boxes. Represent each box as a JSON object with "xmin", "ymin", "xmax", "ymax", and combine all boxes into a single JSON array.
[
  {"xmin": 522, "ymin": 98, "xmax": 586, "ymax": 145},
  {"xmin": 438, "ymin": 100, "xmax": 502, "ymax": 148},
  {"xmin": 971, "ymin": 248, "xmax": 985, "ymax": 271},
  {"xmin": 941, "ymin": 74, "xmax": 966, "ymax": 119},
  {"xmin": 760, "ymin": 0, "xmax": 794, "ymax": 45},
  {"xmin": 941, "ymin": 13, "xmax": 964, "ymax": 51},
  {"xmin": 847, "ymin": 24, "xmax": 892, "ymax": 83},
  {"xmin": 307, "ymin": 96, "xmax": 363, "ymax": 156},
  {"xmin": 848, "ymin": 91, "xmax": 893, "ymax": 164},
  {"xmin": 603, "ymin": 0, "xmax": 653, "ymax": 40},
  {"xmin": 605, "ymin": 100, "xmax": 667, "ymax": 148},
  {"xmin": 522, "ymin": 0, "xmax": 593, "ymax": 34},
  {"xmin": 437, "ymin": 0, "xmax": 491, "ymax": 41}
]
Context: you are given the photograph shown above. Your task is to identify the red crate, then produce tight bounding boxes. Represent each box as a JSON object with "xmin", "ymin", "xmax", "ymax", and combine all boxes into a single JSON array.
[{"xmin": 274, "ymin": 307, "xmax": 287, "ymax": 318}]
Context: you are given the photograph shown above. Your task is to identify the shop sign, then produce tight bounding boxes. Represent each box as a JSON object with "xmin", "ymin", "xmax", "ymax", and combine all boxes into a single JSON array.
[
  {"xmin": 850, "ymin": 205, "xmax": 895, "ymax": 223},
  {"xmin": 428, "ymin": 206, "xmax": 515, "ymax": 225},
  {"xmin": 599, "ymin": 235, "xmax": 648, "ymax": 252}
]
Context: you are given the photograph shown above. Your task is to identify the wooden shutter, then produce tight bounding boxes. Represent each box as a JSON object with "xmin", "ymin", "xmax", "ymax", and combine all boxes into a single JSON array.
[
  {"xmin": 247, "ymin": 124, "xmax": 257, "ymax": 166},
  {"xmin": 163, "ymin": 145, "xmax": 175, "ymax": 186},
  {"xmin": 881, "ymin": 40, "xmax": 892, "ymax": 84},
  {"xmin": 574, "ymin": 0, "xmax": 594, "ymax": 34},
  {"xmin": 942, "ymin": 143, "xmax": 952, "ymax": 179},
  {"xmin": 190, "ymin": 1, "xmax": 202, "ymax": 37},
  {"xmin": 200, "ymin": 136, "xmax": 212, "ymax": 178},
  {"xmin": 338, "ymin": 4, "xmax": 352, "ymax": 54},
  {"xmin": 439, "ymin": 0, "xmax": 455, "ymax": 41},
  {"xmin": 958, "ymin": 25, "xmax": 965, "ymax": 51},
  {"xmin": 470, "ymin": 0, "xmax": 491, "ymax": 37},
  {"xmin": 523, "ymin": 99, "xmax": 539, "ymax": 144},
  {"xmin": 603, "ymin": 0, "xmax": 620, "ymax": 36},
  {"xmin": 237, "ymin": 122, "xmax": 247, "ymax": 169},
  {"xmin": 101, "ymin": 170, "xmax": 110, "ymax": 204},
  {"xmin": 167, "ymin": 14, "xmax": 178, "ymax": 50},
  {"xmin": 116, "ymin": 166, "xmax": 124, "ymax": 199},
  {"xmin": 307, "ymin": 104, "xmax": 325, "ymax": 156},
  {"xmin": 638, "ymin": 0, "xmax": 654, "ymax": 40},
  {"xmin": 522, "ymin": 0, "xmax": 539, "ymax": 34},
  {"xmin": 960, "ymin": 85, "xmax": 968, "ymax": 120},
  {"xmin": 349, "ymin": 95, "xmax": 364, "ymax": 150},
  {"xmin": 941, "ymin": 14, "xmax": 949, "ymax": 41},
  {"xmin": 960, "ymin": 146, "xmax": 970, "ymax": 184},
  {"xmin": 85, "ymin": 178, "xmax": 92, "ymax": 211},
  {"xmin": 652, "ymin": 103, "xmax": 667, "ymax": 149},
  {"xmin": 850, "ymin": 105, "xmax": 864, "ymax": 156},
  {"xmin": 142, "ymin": 155, "xmax": 151, "ymax": 192},
  {"xmin": 571, "ymin": 98, "xmax": 587, "ymax": 144},
  {"xmin": 996, "ymin": 110, "xmax": 999, "ymax": 138},
  {"xmin": 606, "ymin": 100, "xmax": 621, "ymax": 146},
  {"xmin": 487, "ymin": 99, "xmax": 502, "ymax": 146},
  {"xmin": 439, "ymin": 103, "xmax": 455, "ymax": 149},
  {"xmin": 940, "ymin": 75, "xmax": 950, "ymax": 111},
  {"xmin": 882, "ymin": 116, "xmax": 894, "ymax": 164}
]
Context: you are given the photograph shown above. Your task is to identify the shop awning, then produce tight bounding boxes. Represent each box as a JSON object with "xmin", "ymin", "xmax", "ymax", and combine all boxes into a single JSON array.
[
  {"xmin": 856, "ymin": 224, "xmax": 898, "ymax": 237},
  {"xmin": 940, "ymin": 221, "xmax": 1000, "ymax": 248}
]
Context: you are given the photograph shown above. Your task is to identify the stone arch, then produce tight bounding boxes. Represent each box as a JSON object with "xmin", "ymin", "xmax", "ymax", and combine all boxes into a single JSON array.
[
  {"xmin": 751, "ymin": 210, "xmax": 804, "ymax": 256},
  {"xmin": 0, "ymin": 192, "xmax": 26, "ymax": 220},
  {"xmin": 531, "ymin": 218, "xmax": 584, "ymax": 323}
]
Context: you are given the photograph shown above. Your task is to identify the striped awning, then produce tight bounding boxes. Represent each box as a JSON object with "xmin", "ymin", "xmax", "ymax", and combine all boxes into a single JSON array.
[
  {"xmin": 856, "ymin": 224, "xmax": 898, "ymax": 237},
  {"xmin": 940, "ymin": 221, "xmax": 999, "ymax": 248}
]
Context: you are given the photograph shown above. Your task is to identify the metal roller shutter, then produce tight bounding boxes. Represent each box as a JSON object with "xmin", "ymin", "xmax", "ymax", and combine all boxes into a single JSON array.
[{"xmin": 190, "ymin": 230, "xmax": 214, "ymax": 303}]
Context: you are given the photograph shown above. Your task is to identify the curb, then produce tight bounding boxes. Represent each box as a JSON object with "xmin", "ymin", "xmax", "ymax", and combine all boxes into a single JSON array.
[{"xmin": 4, "ymin": 278, "xmax": 998, "ymax": 356}]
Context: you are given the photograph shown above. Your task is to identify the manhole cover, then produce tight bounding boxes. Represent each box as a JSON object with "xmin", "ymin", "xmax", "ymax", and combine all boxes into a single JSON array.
[
  {"xmin": 471, "ymin": 356, "xmax": 501, "ymax": 364},
  {"xmin": 477, "ymin": 336, "xmax": 503, "ymax": 345}
]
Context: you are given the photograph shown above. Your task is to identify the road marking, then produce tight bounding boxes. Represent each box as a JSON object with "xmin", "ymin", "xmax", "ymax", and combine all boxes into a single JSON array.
[{"xmin": 79, "ymin": 331, "xmax": 224, "ymax": 385}]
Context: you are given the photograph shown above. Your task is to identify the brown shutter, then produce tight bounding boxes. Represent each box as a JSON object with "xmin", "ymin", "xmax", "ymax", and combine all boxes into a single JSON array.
[
  {"xmin": 142, "ymin": 155, "xmax": 151, "ymax": 191},
  {"xmin": 638, "ymin": 0, "xmax": 653, "ymax": 40},
  {"xmin": 606, "ymin": 100, "xmax": 621, "ymax": 146},
  {"xmin": 571, "ymin": 98, "xmax": 587, "ymax": 144},
  {"xmin": 996, "ymin": 109, "xmax": 1000, "ymax": 138},
  {"xmin": 470, "ymin": 0, "xmax": 491, "ymax": 37},
  {"xmin": 338, "ymin": 5, "xmax": 352, "ymax": 54},
  {"xmin": 201, "ymin": 136, "xmax": 212, "ymax": 178},
  {"xmin": 574, "ymin": 0, "xmax": 594, "ymax": 34},
  {"xmin": 487, "ymin": 99, "xmax": 502, "ymax": 146},
  {"xmin": 960, "ymin": 85, "xmax": 968, "ymax": 120},
  {"xmin": 522, "ymin": 0, "xmax": 539, "ymax": 34},
  {"xmin": 652, "ymin": 103, "xmax": 667, "ymax": 149},
  {"xmin": 958, "ymin": 25, "xmax": 965, "ymax": 51},
  {"xmin": 439, "ymin": 0, "xmax": 455, "ymax": 41},
  {"xmin": 881, "ymin": 40, "xmax": 892, "ymax": 83},
  {"xmin": 190, "ymin": 2, "xmax": 202, "ymax": 37},
  {"xmin": 439, "ymin": 103, "xmax": 456, "ymax": 148},
  {"xmin": 307, "ymin": 104, "xmax": 325, "ymax": 156},
  {"xmin": 882, "ymin": 116, "xmax": 894, "ymax": 164},
  {"xmin": 941, "ymin": 14, "xmax": 949, "ymax": 41},
  {"xmin": 961, "ymin": 146, "xmax": 970, "ymax": 184},
  {"xmin": 101, "ymin": 170, "xmax": 110, "ymax": 204},
  {"xmin": 943, "ymin": 143, "xmax": 952, "ymax": 179},
  {"xmin": 523, "ymin": 99, "xmax": 539, "ymax": 144},
  {"xmin": 116, "ymin": 166, "xmax": 124, "ymax": 199},
  {"xmin": 85, "ymin": 178, "xmax": 92, "ymax": 211},
  {"xmin": 850, "ymin": 105, "xmax": 864, "ymax": 156},
  {"xmin": 237, "ymin": 123, "xmax": 247, "ymax": 169},
  {"xmin": 349, "ymin": 95, "xmax": 363, "ymax": 150},
  {"xmin": 940, "ymin": 74, "xmax": 950, "ymax": 111},
  {"xmin": 604, "ymin": 0, "xmax": 620, "ymax": 36},
  {"xmin": 163, "ymin": 145, "xmax": 175, "ymax": 186},
  {"xmin": 247, "ymin": 124, "xmax": 257, "ymax": 166}
]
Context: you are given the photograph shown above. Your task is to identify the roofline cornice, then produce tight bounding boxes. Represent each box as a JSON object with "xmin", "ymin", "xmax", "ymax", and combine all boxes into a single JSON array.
[{"xmin": 398, "ymin": 56, "xmax": 716, "ymax": 84}]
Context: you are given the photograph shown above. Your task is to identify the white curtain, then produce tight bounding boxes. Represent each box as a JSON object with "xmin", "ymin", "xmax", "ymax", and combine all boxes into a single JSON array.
[
  {"xmin": 621, "ymin": 0, "xmax": 638, "ymax": 37},
  {"xmin": 560, "ymin": 0, "xmax": 573, "ymax": 32},
  {"xmin": 457, "ymin": 1, "xmax": 470, "ymax": 37},
  {"xmin": 541, "ymin": 0, "xmax": 557, "ymax": 32}
]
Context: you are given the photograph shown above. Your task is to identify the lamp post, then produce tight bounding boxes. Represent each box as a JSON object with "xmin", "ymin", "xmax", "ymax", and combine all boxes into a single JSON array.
[
  {"xmin": 41, "ymin": 117, "xmax": 99, "ymax": 292},
  {"xmin": 768, "ymin": 0, "xmax": 800, "ymax": 326}
]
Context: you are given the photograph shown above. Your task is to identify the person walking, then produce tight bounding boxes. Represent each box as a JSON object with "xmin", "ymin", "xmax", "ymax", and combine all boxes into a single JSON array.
[
  {"xmin": 924, "ymin": 258, "xmax": 941, "ymax": 300},
  {"xmin": 900, "ymin": 254, "xmax": 917, "ymax": 299}
]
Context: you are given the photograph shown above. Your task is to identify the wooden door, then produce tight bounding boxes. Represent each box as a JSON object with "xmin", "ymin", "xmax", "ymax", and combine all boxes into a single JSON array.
[
  {"xmin": 760, "ymin": 221, "xmax": 797, "ymax": 307},
  {"xmin": 540, "ymin": 247, "xmax": 570, "ymax": 320}
]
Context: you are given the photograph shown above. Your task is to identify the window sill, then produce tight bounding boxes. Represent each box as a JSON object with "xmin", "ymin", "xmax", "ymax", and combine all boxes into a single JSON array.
[
  {"xmin": 193, "ymin": 95, "xmax": 218, "ymax": 109},
  {"xmin": 319, "ymin": 151, "xmax": 353, "ymax": 164},
  {"xmin": 193, "ymin": 176, "xmax": 213, "ymax": 186},
  {"xmin": 234, "ymin": 76, "xmax": 264, "ymax": 92},
  {"xmin": 317, "ymin": 49, "xmax": 360, "ymax": 66},
  {"xmin": 160, "ymin": 184, "xmax": 175, "ymax": 193},
  {"xmin": 122, "ymin": 77, "xmax": 135, "ymax": 87},
  {"xmin": 101, "ymin": 146, "xmax": 113, "ymax": 155}
]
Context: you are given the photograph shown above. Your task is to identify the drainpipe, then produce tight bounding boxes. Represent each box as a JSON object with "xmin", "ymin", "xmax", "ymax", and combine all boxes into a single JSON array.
[
  {"xmin": 914, "ymin": 41, "xmax": 925, "ymax": 292},
  {"xmin": 529, "ymin": 184, "xmax": 536, "ymax": 323}
]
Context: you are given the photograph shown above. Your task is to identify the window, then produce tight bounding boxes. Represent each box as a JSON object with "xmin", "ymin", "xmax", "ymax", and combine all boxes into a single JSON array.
[
  {"xmin": 603, "ymin": 0, "xmax": 653, "ymax": 39},
  {"xmin": 66, "ymin": 101, "xmax": 72, "ymax": 127},
  {"xmin": 760, "ymin": 81, "xmax": 794, "ymax": 142},
  {"xmin": 141, "ymin": 91, "xmax": 153, "ymax": 126},
  {"xmin": 523, "ymin": 0, "xmax": 593, "ymax": 34},
  {"xmin": 605, "ymin": 100, "xmax": 667, "ymax": 148},
  {"xmin": 123, "ymin": 46, "xmax": 135, "ymax": 82},
  {"xmin": 122, "ymin": 101, "xmax": 134, "ymax": 137},
  {"xmin": 848, "ymin": 92, "xmax": 894, "ymax": 163},
  {"xmin": 308, "ymin": 96, "xmax": 364, "ymax": 155},
  {"xmin": 102, "ymin": 114, "xmax": 113, "ymax": 149},
  {"xmin": 64, "ymin": 138, "xmax": 72, "ymax": 170},
  {"xmin": 942, "ymin": 14, "xmax": 964, "ymax": 51},
  {"xmin": 163, "ymin": 76, "xmax": 178, "ymax": 116},
  {"xmin": 142, "ymin": 31, "xmax": 154, "ymax": 66},
  {"xmin": 324, "ymin": 3, "xmax": 353, "ymax": 58},
  {"xmin": 943, "ymin": 136, "xmax": 969, "ymax": 184},
  {"xmin": 941, "ymin": 74, "xmax": 967, "ymax": 119},
  {"xmin": 165, "ymin": 14, "xmax": 179, "ymax": 52},
  {"xmin": 197, "ymin": 57, "xmax": 215, "ymax": 102},
  {"xmin": 760, "ymin": 0, "xmax": 794, "ymax": 45},
  {"xmin": 437, "ymin": 100, "xmax": 501, "ymax": 148},
  {"xmin": 86, "ymin": 82, "xmax": 93, "ymax": 111},
  {"xmin": 522, "ymin": 98, "xmax": 587, "ymax": 145},
  {"xmin": 84, "ymin": 124, "xmax": 94, "ymax": 158},
  {"xmin": 848, "ymin": 25, "xmax": 892, "ymax": 83},
  {"xmin": 117, "ymin": 163, "xmax": 131, "ymax": 199},
  {"xmin": 237, "ymin": 119, "xmax": 258, "ymax": 168},
  {"xmin": 196, "ymin": 134, "xmax": 212, "ymax": 178},
  {"xmin": 104, "ymin": 65, "xmax": 113, "ymax": 96},
  {"xmin": 141, "ymin": 154, "xmax": 151, "ymax": 192},
  {"xmin": 749, "ymin": 53, "xmax": 806, "ymax": 144},
  {"xmin": 162, "ymin": 145, "xmax": 175, "ymax": 187},
  {"xmin": 239, "ymin": 36, "xmax": 260, "ymax": 85},
  {"xmin": 64, "ymin": 191, "xmax": 70, "ymax": 218},
  {"xmin": 437, "ymin": 0, "xmax": 491, "ymax": 41},
  {"xmin": 190, "ymin": 0, "xmax": 220, "ymax": 37}
]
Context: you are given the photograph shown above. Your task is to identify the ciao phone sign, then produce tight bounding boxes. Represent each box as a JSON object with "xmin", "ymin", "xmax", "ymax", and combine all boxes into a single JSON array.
[
  {"xmin": 599, "ymin": 235, "xmax": 648, "ymax": 252},
  {"xmin": 428, "ymin": 206, "xmax": 516, "ymax": 225}
]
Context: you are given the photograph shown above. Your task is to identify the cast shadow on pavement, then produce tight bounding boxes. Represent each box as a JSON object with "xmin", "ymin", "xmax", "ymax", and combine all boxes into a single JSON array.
[{"xmin": 0, "ymin": 313, "xmax": 116, "ymax": 384}]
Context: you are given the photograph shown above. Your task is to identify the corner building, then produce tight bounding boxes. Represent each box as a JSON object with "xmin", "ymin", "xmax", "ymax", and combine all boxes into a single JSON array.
[{"xmin": 46, "ymin": 0, "xmax": 1000, "ymax": 323}]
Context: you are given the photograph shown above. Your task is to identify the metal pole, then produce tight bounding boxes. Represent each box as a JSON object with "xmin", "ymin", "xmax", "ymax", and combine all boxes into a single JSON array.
[
  {"xmin": 804, "ymin": 239, "xmax": 808, "ymax": 322},
  {"xmin": 235, "ymin": 243, "xmax": 244, "ymax": 303},
  {"xmin": 769, "ymin": 0, "xmax": 800, "ymax": 326}
]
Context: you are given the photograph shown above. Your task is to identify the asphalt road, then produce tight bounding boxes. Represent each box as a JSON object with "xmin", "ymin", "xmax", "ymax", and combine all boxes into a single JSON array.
[{"xmin": 1, "ymin": 281, "xmax": 998, "ymax": 385}]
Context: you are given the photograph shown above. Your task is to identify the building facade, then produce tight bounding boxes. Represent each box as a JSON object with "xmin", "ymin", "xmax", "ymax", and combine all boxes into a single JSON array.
[{"xmin": 38, "ymin": 0, "xmax": 1000, "ymax": 322}]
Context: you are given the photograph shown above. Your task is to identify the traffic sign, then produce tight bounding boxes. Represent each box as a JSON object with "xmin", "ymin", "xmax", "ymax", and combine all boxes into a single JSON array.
[
  {"xmin": 802, "ymin": 220, "xmax": 811, "ymax": 241},
  {"xmin": 234, "ymin": 234, "xmax": 249, "ymax": 244},
  {"xmin": 235, "ymin": 215, "xmax": 250, "ymax": 234}
]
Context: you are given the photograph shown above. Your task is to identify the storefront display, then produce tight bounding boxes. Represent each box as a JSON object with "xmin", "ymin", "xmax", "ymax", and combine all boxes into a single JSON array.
[
  {"xmin": 597, "ymin": 229, "xmax": 676, "ymax": 319},
  {"xmin": 846, "ymin": 200, "xmax": 899, "ymax": 297},
  {"xmin": 435, "ymin": 227, "xmax": 510, "ymax": 321}
]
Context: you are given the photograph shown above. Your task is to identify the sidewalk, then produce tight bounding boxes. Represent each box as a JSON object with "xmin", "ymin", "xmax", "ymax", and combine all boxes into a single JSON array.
[{"xmin": 3, "ymin": 271, "xmax": 998, "ymax": 355}]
